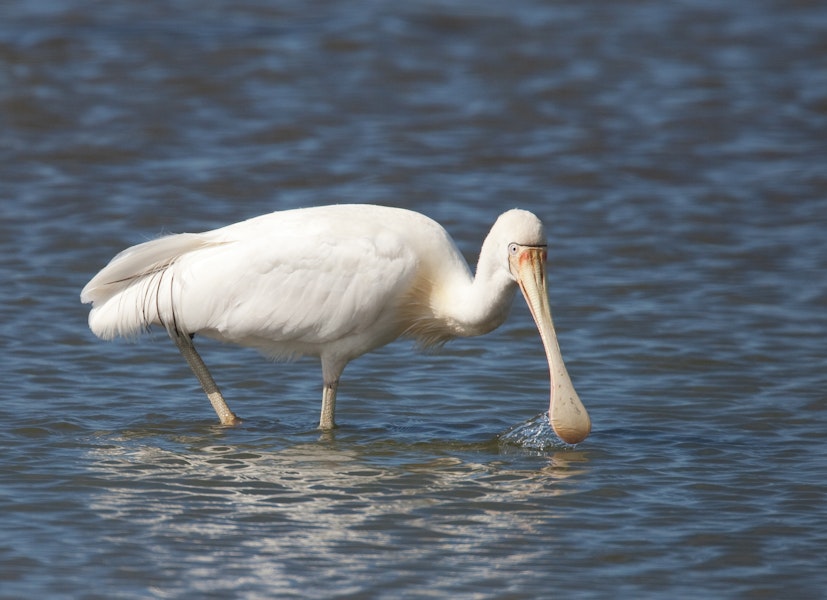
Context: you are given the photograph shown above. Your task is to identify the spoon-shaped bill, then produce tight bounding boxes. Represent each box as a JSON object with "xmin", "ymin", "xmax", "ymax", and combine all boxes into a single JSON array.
[{"xmin": 512, "ymin": 247, "xmax": 591, "ymax": 445}]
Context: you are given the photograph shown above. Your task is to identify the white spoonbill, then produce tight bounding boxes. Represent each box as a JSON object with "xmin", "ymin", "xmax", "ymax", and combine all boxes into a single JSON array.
[{"xmin": 80, "ymin": 204, "xmax": 590, "ymax": 444}]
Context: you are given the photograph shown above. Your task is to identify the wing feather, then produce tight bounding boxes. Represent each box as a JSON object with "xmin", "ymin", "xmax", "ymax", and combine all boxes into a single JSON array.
[
  {"xmin": 178, "ymin": 227, "xmax": 417, "ymax": 350},
  {"xmin": 81, "ymin": 207, "xmax": 421, "ymax": 360}
]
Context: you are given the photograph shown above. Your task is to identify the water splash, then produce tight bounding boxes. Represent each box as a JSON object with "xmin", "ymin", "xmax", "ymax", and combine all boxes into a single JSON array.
[{"xmin": 498, "ymin": 413, "xmax": 576, "ymax": 451}]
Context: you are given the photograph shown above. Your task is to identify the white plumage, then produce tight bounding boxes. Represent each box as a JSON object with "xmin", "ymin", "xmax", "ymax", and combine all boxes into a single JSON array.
[{"xmin": 81, "ymin": 204, "xmax": 590, "ymax": 443}]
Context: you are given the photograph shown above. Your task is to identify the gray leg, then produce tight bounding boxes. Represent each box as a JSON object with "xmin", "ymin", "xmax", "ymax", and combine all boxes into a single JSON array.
[
  {"xmin": 319, "ymin": 380, "xmax": 338, "ymax": 431},
  {"xmin": 169, "ymin": 329, "xmax": 240, "ymax": 425},
  {"xmin": 320, "ymin": 357, "xmax": 347, "ymax": 431}
]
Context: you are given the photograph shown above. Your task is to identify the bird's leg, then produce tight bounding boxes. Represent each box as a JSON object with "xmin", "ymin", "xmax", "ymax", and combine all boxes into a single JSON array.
[
  {"xmin": 319, "ymin": 357, "xmax": 346, "ymax": 430},
  {"xmin": 169, "ymin": 329, "xmax": 240, "ymax": 426},
  {"xmin": 319, "ymin": 379, "xmax": 338, "ymax": 430}
]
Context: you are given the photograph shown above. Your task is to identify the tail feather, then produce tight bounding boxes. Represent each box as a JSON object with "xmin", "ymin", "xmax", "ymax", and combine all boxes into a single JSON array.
[{"xmin": 80, "ymin": 233, "xmax": 221, "ymax": 339}]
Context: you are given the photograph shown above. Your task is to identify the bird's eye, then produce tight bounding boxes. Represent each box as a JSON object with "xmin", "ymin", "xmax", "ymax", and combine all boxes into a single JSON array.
[{"xmin": 508, "ymin": 243, "xmax": 520, "ymax": 255}]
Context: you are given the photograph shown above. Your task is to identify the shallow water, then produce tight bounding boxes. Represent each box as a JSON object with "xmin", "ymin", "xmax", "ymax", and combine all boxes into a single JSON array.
[{"xmin": 2, "ymin": 0, "xmax": 827, "ymax": 597}]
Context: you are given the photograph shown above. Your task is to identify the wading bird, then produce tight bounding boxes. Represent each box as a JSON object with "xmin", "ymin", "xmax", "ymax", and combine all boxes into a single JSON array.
[{"xmin": 81, "ymin": 204, "xmax": 590, "ymax": 444}]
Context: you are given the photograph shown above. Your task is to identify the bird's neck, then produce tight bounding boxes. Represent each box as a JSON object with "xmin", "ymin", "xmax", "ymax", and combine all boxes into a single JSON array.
[{"xmin": 443, "ymin": 239, "xmax": 517, "ymax": 338}]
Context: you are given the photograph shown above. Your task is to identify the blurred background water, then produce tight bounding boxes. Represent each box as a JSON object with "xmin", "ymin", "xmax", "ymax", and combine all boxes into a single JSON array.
[{"xmin": 1, "ymin": 0, "xmax": 826, "ymax": 598}]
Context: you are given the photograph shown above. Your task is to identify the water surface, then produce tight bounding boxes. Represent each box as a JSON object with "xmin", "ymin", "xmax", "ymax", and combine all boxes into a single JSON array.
[{"xmin": 1, "ymin": 0, "xmax": 826, "ymax": 597}]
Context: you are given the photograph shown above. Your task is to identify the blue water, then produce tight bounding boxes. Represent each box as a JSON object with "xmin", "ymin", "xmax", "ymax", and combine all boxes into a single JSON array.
[{"xmin": 2, "ymin": 0, "xmax": 826, "ymax": 597}]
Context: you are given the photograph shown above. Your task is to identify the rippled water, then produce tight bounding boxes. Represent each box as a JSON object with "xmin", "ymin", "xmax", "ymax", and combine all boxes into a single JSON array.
[{"xmin": 2, "ymin": 0, "xmax": 826, "ymax": 597}]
